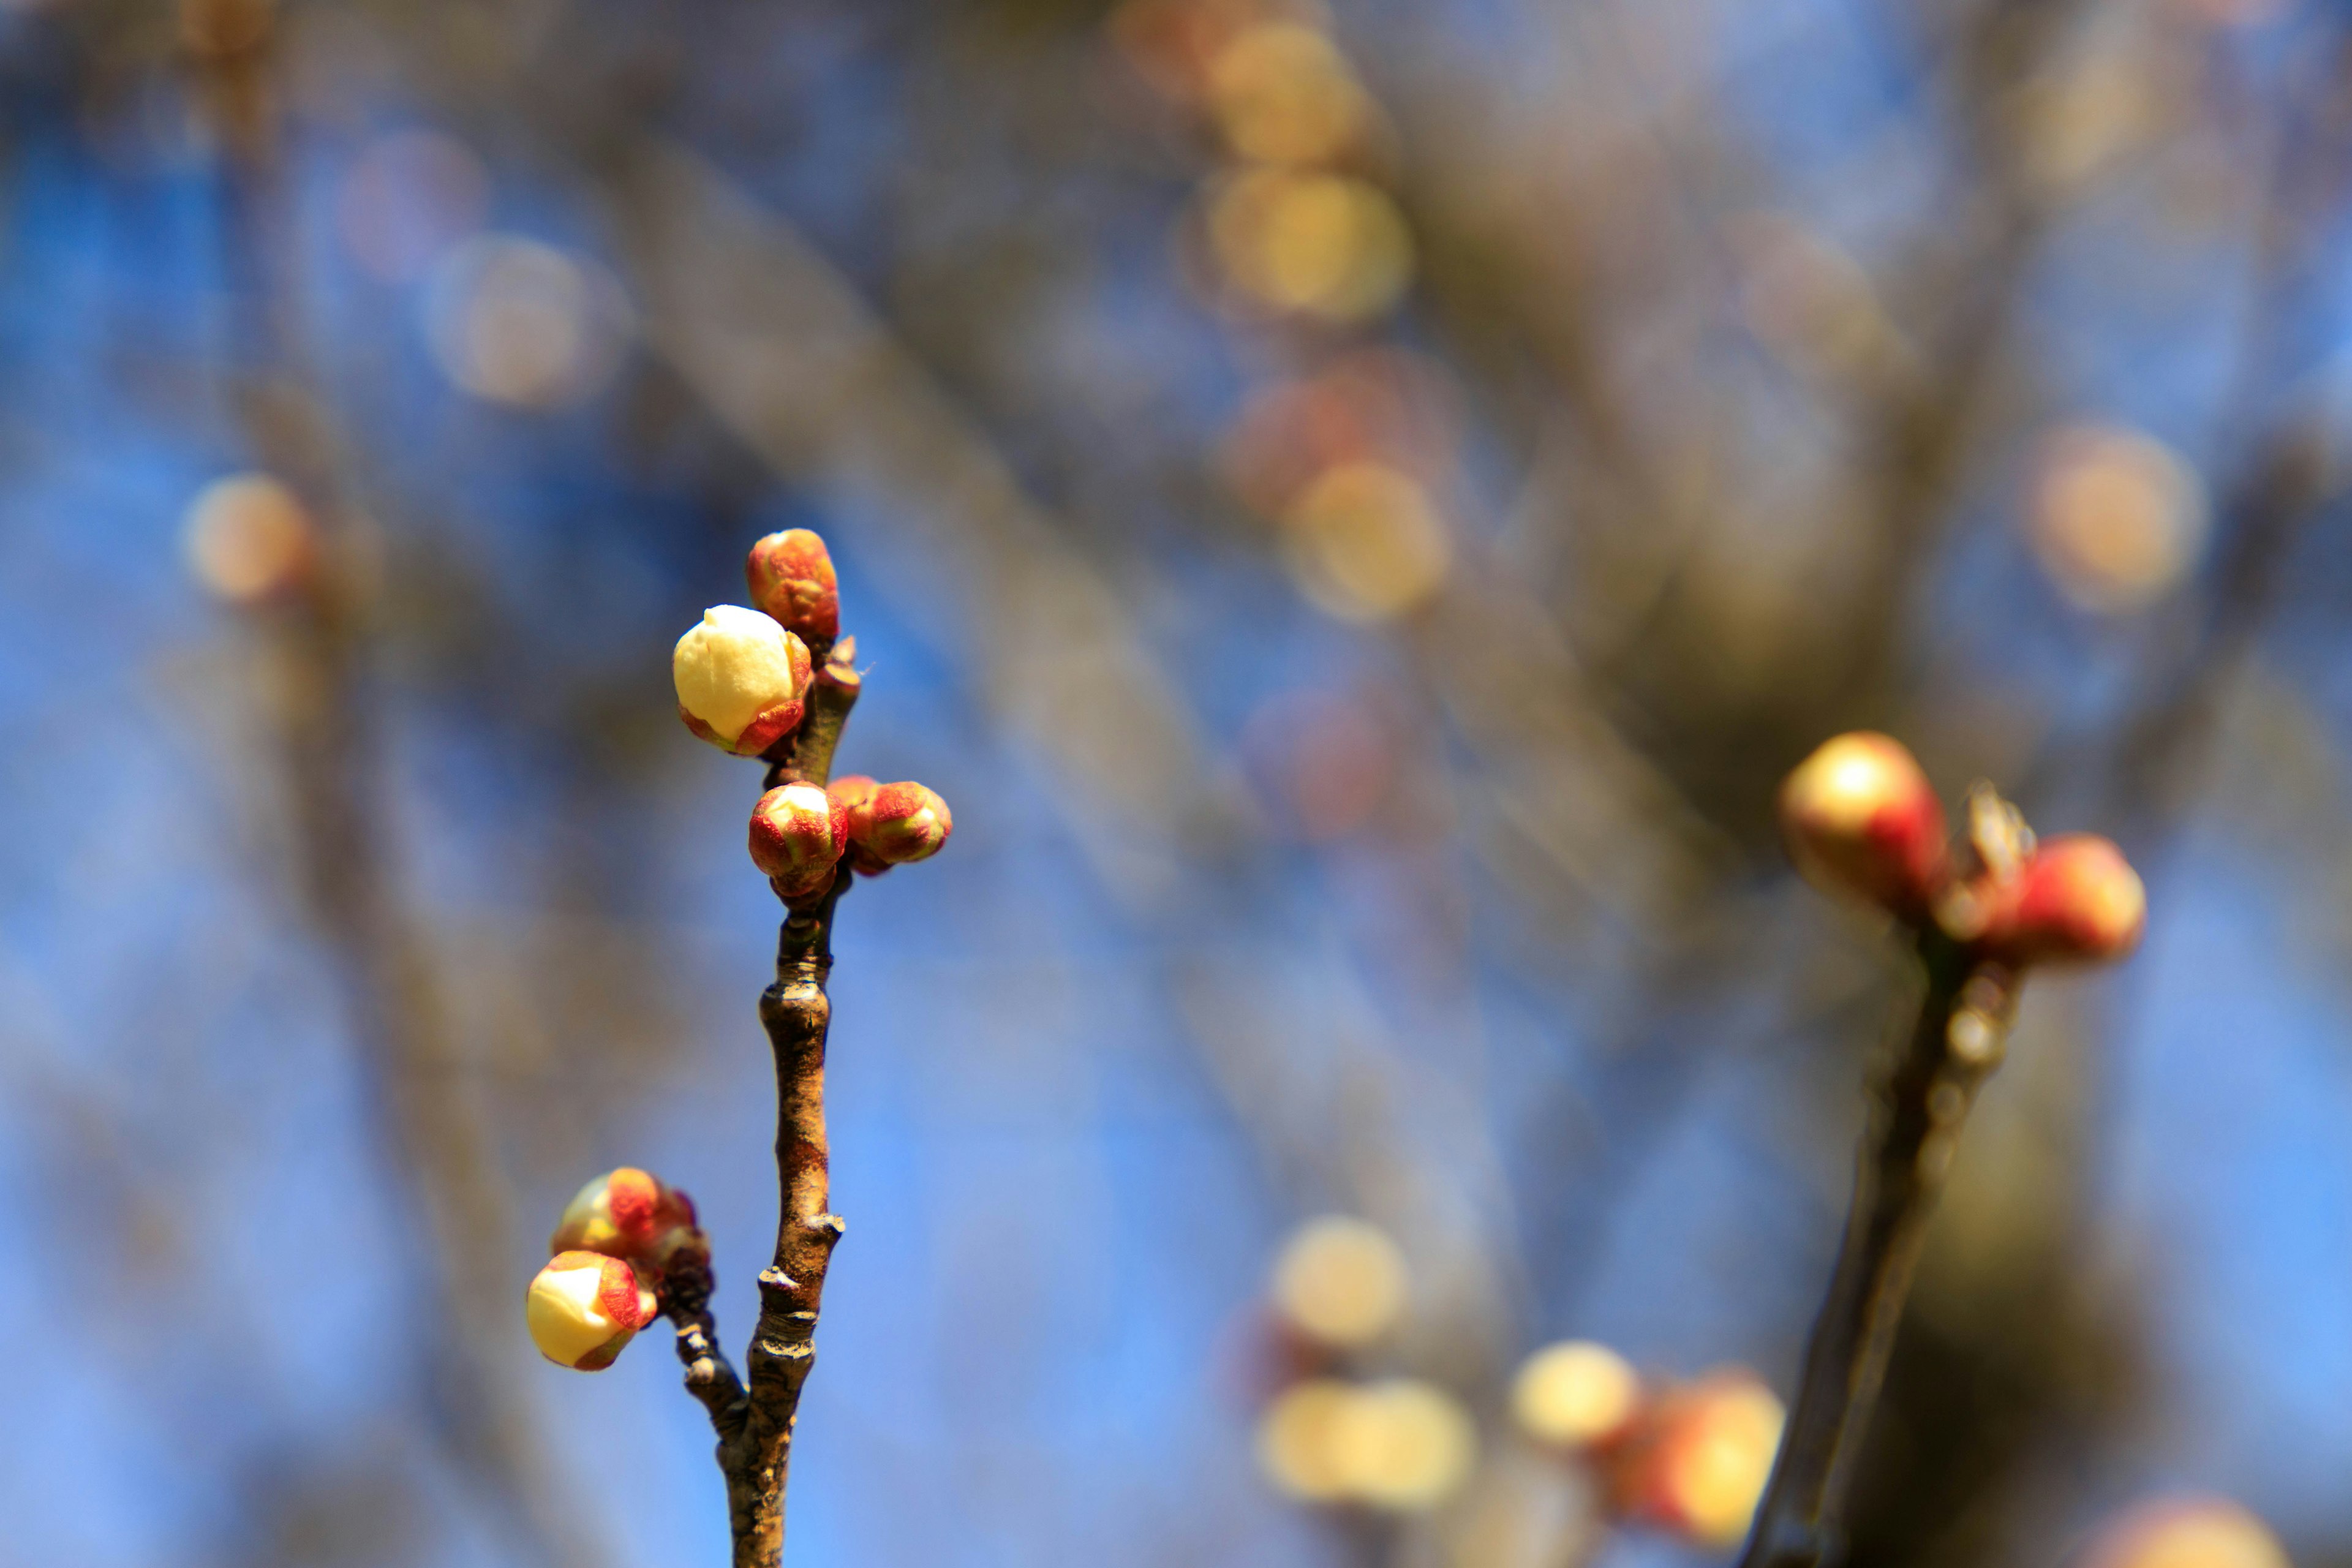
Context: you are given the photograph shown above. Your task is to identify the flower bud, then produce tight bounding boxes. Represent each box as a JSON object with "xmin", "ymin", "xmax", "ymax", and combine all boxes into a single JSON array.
[
  {"xmin": 846, "ymin": 782, "xmax": 952, "ymax": 871},
  {"xmin": 1272, "ymin": 1216, "xmax": 1407, "ymax": 1351},
  {"xmin": 548, "ymin": 1167, "xmax": 708, "ymax": 1273},
  {"xmin": 184, "ymin": 474, "xmax": 318, "ymax": 606},
  {"xmin": 1604, "ymin": 1371, "xmax": 1784, "ymax": 1548},
  {"xmin": 673, "ymin": 605, "xmax": 813, "ymax": 758},
  {"xmin": 1512, "ymin": 1340, "xmax": 1642, "ymax": 1450},
  {"xmin": 745, "ymin": 529, "xmax": 840, "ymax": 647},
  {"xmin": 1778, "ymin": 731, "xmax": 1949, "ymax": 917},
  {"xmin": 2081, "ymin": 1498, "xmax": 2286, "ymax": 1568},
  {"xmin": 1977, "ymin": 833, "xmax": 2146, "ymax": 967},
  {"xmin": 1329, "ymin": 1378, "xmax": 1477, "ymax": 1513},
  {"xmin": 749, "ymin": 782, "xmax": 850, "ymax": 898},
  {"xmin": 526, "ymin": 1250, "xmax": 657, "ymax": 1371}
]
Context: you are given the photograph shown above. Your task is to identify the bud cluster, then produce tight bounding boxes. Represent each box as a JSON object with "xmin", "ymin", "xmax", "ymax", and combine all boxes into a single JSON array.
[
  {"xmin": 1777, "ymin": 731, "xmax": 2146, "ymax": 968},
  {"xmin": 1251, "ymin": 1217, "xmax": 1476, "ymax": 1514},
  {"xmin": 526, "ymin": 1165, "xmax": 706, "ymax": 1374},
  {"xmin": 669, "ymin": 530, "xmax": 956, "ymax": 894},
  {"xmin": 1509, "ymin": 1340, "xmax": 1786, "ymax": 1551}
]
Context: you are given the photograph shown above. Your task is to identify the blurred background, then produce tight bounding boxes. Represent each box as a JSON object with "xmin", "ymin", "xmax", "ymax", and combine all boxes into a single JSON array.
[{"xmin": 3, "ymin": 0, "xmax": 2350, "ymax": 1565}]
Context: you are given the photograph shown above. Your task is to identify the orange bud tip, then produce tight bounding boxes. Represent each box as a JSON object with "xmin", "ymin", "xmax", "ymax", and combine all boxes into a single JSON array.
[
  {"xmin": 745, "ymin": 529, "xmax": 840, "ymax": 646},
  {"xmin": 1778, "ymin": 731, "xmax": 1949, "ymax": 918},
  {"xmin": 1977, "ymin": 833, "xmax": 2146, "ymax": 967},
  {"xmin": 549, "ymin": 1168, "xmax": 709, "ymax": 1274}
]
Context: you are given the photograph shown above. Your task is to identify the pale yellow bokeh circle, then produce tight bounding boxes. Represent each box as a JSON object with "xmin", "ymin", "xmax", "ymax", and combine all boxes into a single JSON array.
[
  {"xmin": 1257, "ymin": 1379, "xmax": 1359, "ymax": 1502},
  {"xmin": 1272, "ymin": 1215, "xmax": 1408, "ymax": 1348},
  {"xmin": 1279, "ymin": 461, "xmax": 1450, "ymax": 622},
  {"xmin": 184, "ymin": 475, "xmax": 313, "ymax": 605},
  {"xmin": 1331, "ymin": 1378, "xmax": 1477, "ymax": 1512},
  {"xmin": 1511, "ymin": 1340, "xmax": 1641, "ymax": 1448},
  {"xmin": 1207, "ymin": 168, "xmax": 1414, "ymax": 323}
]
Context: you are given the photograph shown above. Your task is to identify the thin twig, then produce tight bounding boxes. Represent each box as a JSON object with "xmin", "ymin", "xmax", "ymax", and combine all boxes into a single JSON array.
[{"xmin": 1736, "ymin": 929, "xmax": 2019, "ymax": 1568}]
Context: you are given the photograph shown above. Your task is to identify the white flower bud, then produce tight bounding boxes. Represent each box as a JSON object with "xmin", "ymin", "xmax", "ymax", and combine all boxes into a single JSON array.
[
  {"xmin": 526, "ymin": 1250, "xmax": 657, "ymax": 1372},
  {"xmin": 673, "ymin": 605, "xmax": 813, "ymax": 758}
]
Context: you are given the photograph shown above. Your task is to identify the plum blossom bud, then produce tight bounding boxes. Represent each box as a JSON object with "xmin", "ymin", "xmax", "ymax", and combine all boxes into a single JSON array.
[
  {"xmin": 548, "ymin": 1167, "xmax": 708, "ymax": 1273},
  {"xmin": 1604, "ymin": 1371, "xmax": 1785, "ymax": 1547},
  {"xmin": 1512, "ymin": 1340, "xmax": 1642, "ymax": 1450},
  {"xmin": 1272, "ymin": 1216, "xmax": 1407, "ymax": 1351},
  {"xmin": 673, "ymin": 606, "xmax": 813, "ymax": 758},
  {"xmin": 749, "ymin": 782, "xmax": 850, "ymax": 898},
  {"xmin": 2081, "ymin": 1498, "xmax": 2287, "ymax": 1568},
  {"xmin": 745, "ymin": 529, "xmax": 840, "ymax": 647},
  {"xmin": 1977, "ymin": 833, "xmax": 2146, "ymax": 967},
  {"xmin": 526, "ymin": 1250, "xmax": 657, "ymax": 1371},
  {"xmin": 1778, "ymin": 731, "xmax": 1949, "ymax": 918},
  {"xmin": 846, "ymin": 782, "xmax": 952, "ymax": 872}
]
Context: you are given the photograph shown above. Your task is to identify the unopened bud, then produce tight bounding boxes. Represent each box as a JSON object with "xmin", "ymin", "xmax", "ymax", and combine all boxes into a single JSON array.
[
  {"xmin": 745, "ymin": 529, "xmax": 840, "ymax": 647},
  {"xmin": 1977, "ymin": 833, "xmax": 2145, "ymax": 966},
  {"xmin": 2081, "ymin": 1498, "xmax": 2287, "ymax": 1568},
  {"xmin": 1512, "ymin": 1340, "xmax": 1642, "ymax": 1450},
  {"xmin": 1605, "ymin": 1371, "xmax": 1785, "ymax": 1547},
  {"xmin": 1257, "ymin": 1379, "xmax": 1359, "ymax": 1504},
  {"xmin": 1330, "ymin": 1378, "xmax": 1477, "ymax": 1512},
  {"xmin": 1256, "ymin": 1376, "xmax": 1476, "ymax": 1513},
  {"xmin": 184, "ymin": 474, "xmax": 317, "ymax": 606},
  {"xmin": 1272, "ymin": 1216, "xmax": 1407, "ymax": 1351},
  {"xmin": 846, "ymin": 782, "xmax": 952, "ymax": 871},
  {"xmin": 527, "ymin": 1250, "xmax": 657, "ymax": 1371},
  {"xmin": 549, "ymin": 1167, "xmax": 708, "ymax": 1273},
  {"xmin": 1778, "ymin": 731, "xmax": 1949, "ymax": 918},
  {"xmin": 749, "ymin": 782, "xmax": 850, "ymax": 898},
  {"xmin": 673, "ymin": 606, "xmax": 813, "ymax": 758}
]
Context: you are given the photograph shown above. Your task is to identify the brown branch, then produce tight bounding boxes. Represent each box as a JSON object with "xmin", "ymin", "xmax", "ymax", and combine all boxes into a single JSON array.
[
  {"xmin": 1736, "ymin": 928, "xmax": 2020, "ymax": 1568},
  {"xmin": 690, "ymin": 649, "xmax": 859, "ymax": 1567},
  {"xmin": 662, "ymin": 1252, "xmax": 749, "ymax": 1436}
]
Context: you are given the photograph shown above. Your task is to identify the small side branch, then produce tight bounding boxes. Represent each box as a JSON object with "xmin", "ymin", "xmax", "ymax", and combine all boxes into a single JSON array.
[
  {"xmin": 1736, "ymin": 931, "xmax": 2018, "ymax": 1568},
  {"xmin": 662, "ymin": 1253, "xmax": 748, "ymax": 1436}
]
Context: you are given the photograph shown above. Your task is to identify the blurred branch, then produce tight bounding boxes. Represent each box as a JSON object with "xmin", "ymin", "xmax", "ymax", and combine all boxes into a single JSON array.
[
  {"xmin": 1740, "ymin": 924, "xmax": 2019, "ymax": 1568},
  {"xmin": 181, "ymin": 12, "xmax": 595, "ymax": 1566}
]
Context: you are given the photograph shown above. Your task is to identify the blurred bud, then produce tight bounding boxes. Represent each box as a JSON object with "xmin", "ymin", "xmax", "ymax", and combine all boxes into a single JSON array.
[
  {"xmin": 1258, "ymin": 1378, "xmax": 1360, "ymax": 1503},
  {"xmin": 1223, "ymin": 351, "xmax": 1458, "ymax": 518},
  {"xmin": 846, "ymin": 782, "xmax": 953, "ymax": 872},
  {"xmin": 1280, "ymin": 461, "xmax": 1450, "ymax": 621},
  {"xmin": 2081, "ymin": 1498, "xmax": 2289, "ymax": 1568},
  {"xmin": 549, "ymin": 1167, "xmax": 708, "ymax": 1273},
  {"xmin": 180, "ymin": 0, "xmax": 272, "ymax": 57},
  {"xmin": 1333, "ymin": 1379, "xmax": 1479, "ymax": 1512},
  {"xmin": 673, "ymin": 606, "xmax": 813, "ymax": 758},
  {"xmin": 745, "ymin": 529, "xmax": 841, "ymax": 647},
  {"xmin": 1607, "ymin": 1372, "xmax": 1785, "ymax": 1548},
  {"xmin": 184, "ymin": 474, "xmax": 317, "ymax": 606},
  {"xmin": 335, "ymin": 130, "xmax": 491, "ymax": 285},
  {"xmin": 1272, "ymin": 1215, "xmax": 1407, "ymax": 1350},
  {"xmin": 2029, "ymin": 424, "xmax": 2207, "ymax": 614},
  {"xmin": 526, "ymin": 1250, "xmax": 657, "ymax": 1371},
  {"xmin": 1108, "ymin": 0, "xmax": 1327, "ymax": 105},
  {"xmin": 1205, "ymin": 22, "xmax": 1371, "ymax": 165},
  {"xmin": 750, "ymin": 782, "xmax": 851, "ymax": 899},
  {"xmin": 1512, "ymin": 1340, "xmax": 1642, "ymax": 1451},
  {"xmin": 424, "ymin": 236, "xmax": 634, "ymax": 409},
  {"xmin": 1974, "ymin": 834, "xmax": 2146, "ymax": 967},
  {"xmin": 1205, "ymin": 167, "xmax": 1414, "ymax": 324},
  {"xmin": 1778, "ymin": 732, "xmax": 1949, "ymax": 918}
]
